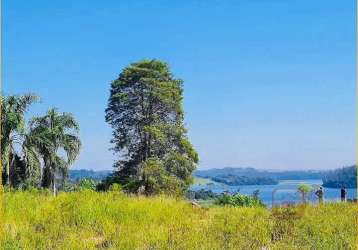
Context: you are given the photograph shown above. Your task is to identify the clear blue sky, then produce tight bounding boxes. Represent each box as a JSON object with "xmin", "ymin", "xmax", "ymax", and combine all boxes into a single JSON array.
[{"xmin": 3, "ymin": 1, "xmax": 356, "ymax": 170}]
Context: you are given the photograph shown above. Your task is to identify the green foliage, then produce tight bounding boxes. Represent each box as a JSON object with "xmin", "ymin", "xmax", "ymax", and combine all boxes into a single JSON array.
[
  {"xmin": 78, "ymin": 179, "xmax": 97, "ymax": 191},
  {"xmin": 297, "ymin": 184, "xmax": 312, "ymax": 203},
  {"xmin": 1, "ymin": 94, "xmax": 81, "ymax": 193},
  {"xmin": 105, "ymin": 59, "xmax": 198, "ymax": 195},
  {"xmin": 1, "ymin": 94, "xmax": 39, "ymax": 186},
  {"xmin": 108, "ymin": 183, "xmax": 122, "ymax": 192},
  {"xmin": 28, "ymin": 108, "xmax": 81, "ymax": 192},
  {"xmin": 142, "ymin": 158, "xmax": 184, "ymax": 196},
  {"xmin": 215, "ymin": 193, "xmax": 265, "ymax": 207},
  {"xmin": 298, "ymin": 184, "xmax": 311, "ymax": 193},
  {"xmin": 186, "ymin": 188, "xmax": 217, "ymax": 200},
  {"xmin": 0, "ymin": 191, "xmax": 355, "ymax": 249}
]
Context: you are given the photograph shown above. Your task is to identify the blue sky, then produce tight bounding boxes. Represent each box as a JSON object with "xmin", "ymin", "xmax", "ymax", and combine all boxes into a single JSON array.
[{"xmin": 3, "ymin": 1, "xmax": 356, "ymax": 170}]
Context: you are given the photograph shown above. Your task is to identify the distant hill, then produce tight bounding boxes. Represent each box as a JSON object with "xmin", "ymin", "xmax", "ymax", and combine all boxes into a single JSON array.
[
  {"xmin": 212, "ymin": 174, "xmax": 278, "ymax": 186},
  {"xmin": 69, "ymin": 169, "xmax": 112, "ymax": 182},
  {"xmin": 322, "ymin": 166, "xmax": 356, "ymax": 188},
  {"xmin": 195, "ymin": 167, "xmax": 324, "ymax": 180},
  {"xmin": 194, "ymin": 167, "xmax": 324, "ymax": 185}
]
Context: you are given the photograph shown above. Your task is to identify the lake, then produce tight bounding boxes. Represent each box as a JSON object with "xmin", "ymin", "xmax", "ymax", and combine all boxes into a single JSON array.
[{"xmin": 190, "ymin": 179, "xmax": 357, "ymax": 206}]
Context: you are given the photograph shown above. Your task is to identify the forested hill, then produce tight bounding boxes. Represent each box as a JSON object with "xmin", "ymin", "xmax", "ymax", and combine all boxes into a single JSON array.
[
  {"xmin": 68, "ymin": 167, "xmax": 322, "ymax": 185},
  {"xmin": 194, "ymin": 167, "xmax": 324, "ymax": 181},
  {"xmin": 69, "ymin": 166, "xmax": 356, "ymax": 188},
  {"xmin": 322, "ymin": 166, "xmax": 357, "ymax": 188},
  {"xmin": 69, "ymin": 169, "xmax": 112, "ymax": 182},
  {"xmin": 211, "ymin": 175, "xmax": 278, "ymax": 185}
]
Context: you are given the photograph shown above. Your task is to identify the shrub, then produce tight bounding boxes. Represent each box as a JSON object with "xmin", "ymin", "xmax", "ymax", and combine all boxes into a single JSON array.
[
  {"xmin": 78, "ymin": 179, "xmax": 97, "ymax": 191},
  {"xmin": 215, "ymin": 193, "xmax": 265, "ymax": 207},
  {"xmin": 108, "ymin": 183, "xmax": 122, "ymax": 192}
]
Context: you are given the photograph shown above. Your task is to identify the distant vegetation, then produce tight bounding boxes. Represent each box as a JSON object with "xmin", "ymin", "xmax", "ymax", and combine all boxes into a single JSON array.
[
  {"xmin": 322, "ymin": 165, "xmax": 356, "ymax": 188},
  {"xmin": 68, "ymin": 169, "xmax": 111, "ymax": 182},
  {"xmin": 194, "ymin": 167, "xmax": 323, "ymax": 186},
  {"xmin": 212, "ymin": 175, "xmax": 278, "ymax": 185}
]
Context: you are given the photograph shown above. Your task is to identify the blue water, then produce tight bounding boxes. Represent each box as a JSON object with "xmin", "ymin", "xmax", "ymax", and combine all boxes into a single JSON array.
[{"xmin": 190, "ymin": 179, "xmax": 356, "ymax": 206}]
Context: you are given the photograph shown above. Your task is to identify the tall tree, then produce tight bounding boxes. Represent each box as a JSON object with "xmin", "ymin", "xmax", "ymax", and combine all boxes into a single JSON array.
[
  {"xmin": 106, "ymin": 59, "xmax": 198, "ymax": 195},
  {"xmin": 28, "ymin": 108, "xmax": 81, "ymax": 194},
  {"xmin": 1, "ymin": 94, "xmax": 39, "ymax": 186}
]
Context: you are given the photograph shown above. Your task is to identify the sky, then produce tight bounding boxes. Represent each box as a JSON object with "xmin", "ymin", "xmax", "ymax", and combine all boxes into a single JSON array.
[{"xmin": 3, "ymin": 0, "xmax": 356, "ymax": 171}]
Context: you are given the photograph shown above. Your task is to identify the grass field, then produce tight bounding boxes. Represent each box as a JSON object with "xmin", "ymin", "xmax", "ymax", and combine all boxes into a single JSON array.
[{"xmin": 0, "ymin": 190, "xmax": 356, "ymax": 249}]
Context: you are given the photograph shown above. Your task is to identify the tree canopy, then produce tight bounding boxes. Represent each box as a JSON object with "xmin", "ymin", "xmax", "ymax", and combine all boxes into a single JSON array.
[
  {"xmin": 1, "ymin": 94, "xmax": 39, "ymax": 186},
  {"xmin": 106, "ymin": 59, "xmax": 198, "ymax": 195},
  {"xmin": 322, "ymin": 166, "xmax": 356, "ymax": 188},
  {"xmin": 28, "ymin": 108, "xmax": 81, "ymax": 193},
  {"xmin": 1, "ymin": 94, "xmax": 81, "ymax": 193}
]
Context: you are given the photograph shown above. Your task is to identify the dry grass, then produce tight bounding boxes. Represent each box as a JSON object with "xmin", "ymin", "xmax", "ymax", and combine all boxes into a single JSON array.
[{"xmin": 0, "ymin": 190, "xmax": 356, "ymax": 249}]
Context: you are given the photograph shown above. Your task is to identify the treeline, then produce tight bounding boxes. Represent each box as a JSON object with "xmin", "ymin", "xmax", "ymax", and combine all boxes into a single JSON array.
[
  {"xmin": 1, "ymin": 94, "xmax": 81, "ymax": 193},
  {"xmin": 322, "ymin": 165, "xmax": 356, "ymax": 188},
  {"xmin": 212, "ymin": 175, "xmax": 278, "ymax": 186},
  {"xmin": 195, "ymin": 167, "xmax": 324, "ymax": 181},
  {"xmin": 194, "ymin": 167, "xmax": 324, "ymax": 186},
  {"xmin": 69, "ymin": 169, "xmax": 111, "ymax": 182}
]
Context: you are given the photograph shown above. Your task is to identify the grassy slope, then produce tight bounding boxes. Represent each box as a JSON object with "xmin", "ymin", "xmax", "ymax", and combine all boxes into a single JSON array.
[{"xmin": 1, "ymin": 191, "xmax": 356, "ymax": 250}]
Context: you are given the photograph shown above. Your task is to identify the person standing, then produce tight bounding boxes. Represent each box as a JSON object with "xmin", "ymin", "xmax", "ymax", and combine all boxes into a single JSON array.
[
  {"xmin": 315, "ymin": 186, "xmax": 324, "ymax": 203},
  {"xmin": 340, "ymin": 186, "xmax": 347, "ymax": 202}
]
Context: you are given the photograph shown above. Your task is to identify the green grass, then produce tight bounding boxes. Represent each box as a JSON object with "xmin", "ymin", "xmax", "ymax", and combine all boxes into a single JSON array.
[{"xmin": 0, "ymin": 190, "xmax": 356, "ymax": 249}]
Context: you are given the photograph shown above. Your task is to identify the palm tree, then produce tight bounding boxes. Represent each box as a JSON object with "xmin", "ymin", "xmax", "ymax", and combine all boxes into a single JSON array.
[
  {"xmin": 28, "ymin": 108, "xmax": 81, "ymax": 194},
  {"xmin": 1, "ymin": 94, "xmax": 39, "ymax": 186},
  {"xmin": 22, "ymin": 127, "xmax": 50, "ymax": 187}
]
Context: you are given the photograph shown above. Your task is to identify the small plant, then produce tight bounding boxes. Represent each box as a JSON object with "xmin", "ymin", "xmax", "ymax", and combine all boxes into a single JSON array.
[
  {"xmin": 109, "ymin": 183, "xmax": 122, "ymax": 192},
  {"xmin": 297, "ymin": 184, "xmax": 312, "ymax": 204}
]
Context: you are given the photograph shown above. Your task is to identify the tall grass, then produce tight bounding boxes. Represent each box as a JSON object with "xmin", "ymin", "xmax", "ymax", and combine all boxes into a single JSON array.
[{"xmin": 0, "ymin": 190, "xmax": 356, "ymax": 249}]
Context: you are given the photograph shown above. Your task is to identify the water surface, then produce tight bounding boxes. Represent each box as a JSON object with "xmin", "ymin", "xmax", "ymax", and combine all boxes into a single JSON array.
[{"xmin": 190, "ymin": 179, "xmax": 356, "ymax": 206}]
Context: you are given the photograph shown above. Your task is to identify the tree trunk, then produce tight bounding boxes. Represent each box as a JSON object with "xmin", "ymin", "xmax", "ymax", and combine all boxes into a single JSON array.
[
  {"xmin": 5, "ymin": 156, "xmax": 10, "ymax": 186},
  {"xmin": 41, "ymin": 166, "xmax": 52, "ymax": 188},
  {"xmin": 52, "ymin": 172, "xmax": 56, "ymax": 197},
  {"xmin": 6, "ymin": 152, "xmax": 13, "ymax": 187}
]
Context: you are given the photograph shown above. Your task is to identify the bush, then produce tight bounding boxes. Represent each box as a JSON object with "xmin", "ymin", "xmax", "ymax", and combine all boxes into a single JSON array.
[
  {"xmin": 109, "ymin": 183, "xmax": 122, "ymax": 192},
  {"xmin": 78, "ymin": 179, "xmax": 97, "ymax": 191},
  {"xmin": 186, "ymin": 189, "xmax": 217, "ymax": 200},
  {"xmin": 215, "ymin": 193, "xmax": 265, "ymax": 207}
]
